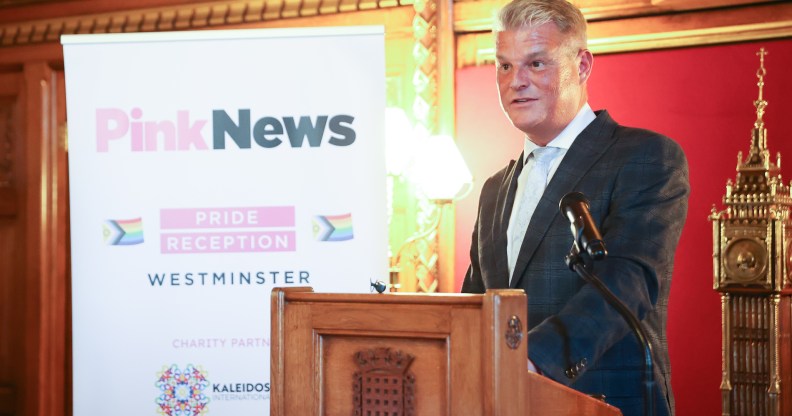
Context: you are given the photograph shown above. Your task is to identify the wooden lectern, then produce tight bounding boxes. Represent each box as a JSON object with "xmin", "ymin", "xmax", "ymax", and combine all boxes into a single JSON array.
[{"xmin": 271, "ymin": 287, "xmax": 621, "ymax": 415}]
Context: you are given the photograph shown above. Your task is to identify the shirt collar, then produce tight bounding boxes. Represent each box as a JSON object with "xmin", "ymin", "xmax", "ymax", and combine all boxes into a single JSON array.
[{"xmin": 523, "ymin": 103, "xmax": 596, "ymax": 160}]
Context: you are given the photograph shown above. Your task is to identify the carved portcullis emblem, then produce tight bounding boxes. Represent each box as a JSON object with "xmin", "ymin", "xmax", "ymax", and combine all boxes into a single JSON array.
[
  {"xmin": 353, "ymin": 348, "xmax": 415, "ymax": 416},
  {"xmin": 505, "ymin": 315, "xmax": 523, "ymax": 350}
]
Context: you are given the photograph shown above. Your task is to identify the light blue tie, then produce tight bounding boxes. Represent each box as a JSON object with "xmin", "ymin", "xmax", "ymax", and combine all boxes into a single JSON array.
[{"xmin": 508, "ymin": 146, "xmax": 560, "ymax": 279}]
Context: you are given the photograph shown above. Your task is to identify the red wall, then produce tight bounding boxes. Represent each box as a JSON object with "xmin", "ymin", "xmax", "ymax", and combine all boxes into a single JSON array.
[{"xmin": 454, "ymin": 38, "xmax": 792, "ymax": 415}]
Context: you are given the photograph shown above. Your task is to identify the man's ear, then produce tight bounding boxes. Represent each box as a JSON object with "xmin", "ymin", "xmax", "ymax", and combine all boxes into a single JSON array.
[{"xmin": 578, "ymin": 49, "xmax": 593, "ymax": 83}]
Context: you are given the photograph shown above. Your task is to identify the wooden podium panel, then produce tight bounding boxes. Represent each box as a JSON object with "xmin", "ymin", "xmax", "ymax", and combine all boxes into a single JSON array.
[{"xmin": 271, "ymin": 287, "xmax": 621, "ymax": 416}]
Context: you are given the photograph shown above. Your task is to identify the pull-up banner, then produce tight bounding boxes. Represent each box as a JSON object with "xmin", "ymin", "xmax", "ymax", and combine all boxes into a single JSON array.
[{"xmin": 62, "ymin": 26, "xmax": 387, "ymax": 415}]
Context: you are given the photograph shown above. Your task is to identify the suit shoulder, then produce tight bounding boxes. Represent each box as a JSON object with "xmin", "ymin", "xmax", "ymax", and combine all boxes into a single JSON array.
[
  {"xmin": 482, "ymin": 161, "xmax": 514, "ymax": 189},
  {"xmin": 475, "ymin": 160, "xmax": 516, "ymax": 207},
  {"xmin": 613, "ymin": 124, "xmax": 678, "ymax": 148},
  {"xmin": 612, "ymin": 125, "xmax": 686, "ymax": 166}
]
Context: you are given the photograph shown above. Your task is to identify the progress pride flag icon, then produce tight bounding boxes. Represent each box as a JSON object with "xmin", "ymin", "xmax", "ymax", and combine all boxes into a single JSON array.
[{"xmin": 160, "ymin": 206, "xmax": 296, "ymax": 254}]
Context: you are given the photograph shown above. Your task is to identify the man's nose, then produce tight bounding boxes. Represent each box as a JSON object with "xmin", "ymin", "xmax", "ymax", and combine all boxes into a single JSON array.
[{"xmin": 510, "ymin": 66, "xmax": 529, "ymax": 89}]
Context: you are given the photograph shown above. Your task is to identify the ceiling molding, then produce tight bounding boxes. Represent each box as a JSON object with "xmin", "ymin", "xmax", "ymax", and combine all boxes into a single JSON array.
[{"xmin": 0, "ymin": 0, "xmax": 411, "ymax": 47}]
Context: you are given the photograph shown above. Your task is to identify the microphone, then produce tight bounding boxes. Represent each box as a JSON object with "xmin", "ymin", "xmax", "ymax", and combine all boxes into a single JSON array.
[
  {"xmin": 559, "ymin": 191, "xmax": 654, "ymax": 416},
  {"xmin": 559, "ymin": 192, "xmax": 607, "ymax": 260},
  {"xmin": 370, "ymin": 279, "xmax": 387, "ymax": 294}
]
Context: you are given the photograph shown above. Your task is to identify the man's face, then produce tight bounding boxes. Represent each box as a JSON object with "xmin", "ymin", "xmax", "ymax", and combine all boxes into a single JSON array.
[{"xmin": 496, "ymin": 23, "xmax": 590, "ymax": 145}]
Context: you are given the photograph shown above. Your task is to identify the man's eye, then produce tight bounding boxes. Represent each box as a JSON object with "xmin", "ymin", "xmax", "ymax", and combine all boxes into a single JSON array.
[
  {"xmin": 499, "ymin": 63, "xmax": 511, "ymax": 71},
  {"xmin": 531, "ymin": 61, "xmax": 544, "ymax": 68}
]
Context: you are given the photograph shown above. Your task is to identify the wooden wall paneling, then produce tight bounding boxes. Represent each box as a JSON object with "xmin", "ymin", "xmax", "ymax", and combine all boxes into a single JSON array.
[
  {"xmin": 449, "ymin": 306, "xmax": 482, "ymax": 414},
  {"xmin": 0, "ymin": 73, "xmax": 20, "ymax": 217},
  {"xmin": 21, "ymin": 61, "xmax": 67, "ymax": 416},
  {"xmin": 0, "ymin": 187, "xmax": 16, "ymax": 217},
  {"xmin": 0, "ymin": 385, "xmax": 13, "ymax": 416},
  {"xmin": 0, "ymin": 43, "xmax": 62, "ymax": 68},
  {"xmin": 0, "ymin": 70, "xmax": 22, "ymax": 416},
  {"xmin": 270, "ymin": 286, "xmax": 314, "ymax": 416}
]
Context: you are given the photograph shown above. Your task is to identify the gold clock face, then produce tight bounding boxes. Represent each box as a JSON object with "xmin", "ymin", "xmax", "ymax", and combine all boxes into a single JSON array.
[{"xmin": 724, "ymin": 238, "xmax": 767, "ymax": 283}]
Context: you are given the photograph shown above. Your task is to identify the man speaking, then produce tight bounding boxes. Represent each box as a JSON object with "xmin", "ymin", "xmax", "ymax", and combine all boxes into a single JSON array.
[{"xmin": 460, "ymin": 1, "xmax": 690, "ymax": 415}]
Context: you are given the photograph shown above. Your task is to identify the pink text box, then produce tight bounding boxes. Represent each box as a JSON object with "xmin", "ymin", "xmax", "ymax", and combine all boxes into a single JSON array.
[
  {"xmin": 160, "ymin": 206, "xmax": 294, "ymax": 229},
  {"xmin": 161, "ymin": 231, "xmax": 296, "ymax": 254}
]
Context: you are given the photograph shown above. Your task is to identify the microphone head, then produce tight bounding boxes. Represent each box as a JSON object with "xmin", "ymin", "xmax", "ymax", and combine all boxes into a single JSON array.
[
  {"xmin": 559, "ymin": 191, "xmax": 608, "ymax": 260},
  {"xmin": 370, "ymin": 279, "xmax": 387, "ymax": 294},
  {"xmin": 559, "ymin": 192, "xmax": 589, "ymax": 228},
  {"xmin": 559, "ymin": 191, "xmax": 589, "ymax": 213},
  {"xmin": 587, "ymin": 240, "xmax": 608, "ymax": 260}
]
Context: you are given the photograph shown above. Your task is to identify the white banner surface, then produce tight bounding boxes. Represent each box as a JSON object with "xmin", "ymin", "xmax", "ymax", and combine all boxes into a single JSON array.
[{"xmin": 63, "ymin": 27, "xmax": 387, "ymax": 415}]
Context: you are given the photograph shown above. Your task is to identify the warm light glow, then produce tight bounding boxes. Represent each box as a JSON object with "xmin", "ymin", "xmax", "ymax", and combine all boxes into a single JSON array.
[
  {"xmin": 385, "ymin": 108, "xmax": 418, "ymax": 176},
  {"xmin": 409, "ymin": 134, "xmax": 473, "ymax": 201},
  {"xmin": 384, "ymin": 109, "xmax": 473, "ymax": 200}
]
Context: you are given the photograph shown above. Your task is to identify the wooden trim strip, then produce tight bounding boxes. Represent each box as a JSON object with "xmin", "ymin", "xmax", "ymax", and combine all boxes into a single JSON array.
[
  {"xmin": 456, "ymin": 2, "xmax": 792, "ymax": 68},
  {"xmin": 283, "ymin": 289, "xmax": 485, "ymax": 305},
  {"xmin": 452, "ymin": 0, "xmax": 771, "ymax": 33},
  {"xmin": 589, "ymin": 21, "xmax": 792, "ymax": 55}
]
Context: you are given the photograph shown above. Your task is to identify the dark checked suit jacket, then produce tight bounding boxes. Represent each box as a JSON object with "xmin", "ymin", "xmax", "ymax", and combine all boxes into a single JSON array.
[{"xmin": 461, "ymin": 110, "xmax": 689, "ymax": 416}]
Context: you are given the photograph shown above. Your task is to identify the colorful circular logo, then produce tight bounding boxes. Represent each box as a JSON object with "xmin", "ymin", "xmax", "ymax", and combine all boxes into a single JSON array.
[{"xmin": 155, "ymin": 364, "xmax": 210, "ymax": 416}]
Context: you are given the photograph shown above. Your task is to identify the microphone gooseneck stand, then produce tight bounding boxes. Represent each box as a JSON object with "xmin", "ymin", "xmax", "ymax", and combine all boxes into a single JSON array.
[{"xmin": 561, "ymin": 194, "xmax": 655, "ymax": 416}]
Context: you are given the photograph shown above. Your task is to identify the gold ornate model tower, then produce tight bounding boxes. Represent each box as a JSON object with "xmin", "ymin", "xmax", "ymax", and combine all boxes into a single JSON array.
[{"xmin": 710, "ymin": 48, "xmax": 792, "ymax": 416}]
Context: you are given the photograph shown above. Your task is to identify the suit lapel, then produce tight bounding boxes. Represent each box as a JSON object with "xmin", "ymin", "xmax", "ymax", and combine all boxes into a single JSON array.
[
  {"xmin": 491, "ymin": 154, "xmax": 523, "ymax": 288},
  {"xmin": 509, "ymin": 111, "xmax": 619, "ymax": 288}
]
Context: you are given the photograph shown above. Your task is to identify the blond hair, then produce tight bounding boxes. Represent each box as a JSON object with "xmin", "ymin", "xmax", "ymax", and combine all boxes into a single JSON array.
[{"xmin": 495, "ymin": 0, "xmax": 587, "ymax": 49}]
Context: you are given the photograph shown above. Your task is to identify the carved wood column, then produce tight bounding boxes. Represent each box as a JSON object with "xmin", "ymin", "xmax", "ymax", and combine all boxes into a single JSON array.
[
  {"xmin": 402, "ymin": 0, "xmax": 456, "ymax": 293},
  {"xmin": 21, "ymin": 61, "xmax": 68, "ymax": 416},
  {"xmin": 435, "ymin": 0, "xmax": 455, "ymax": 293}
]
